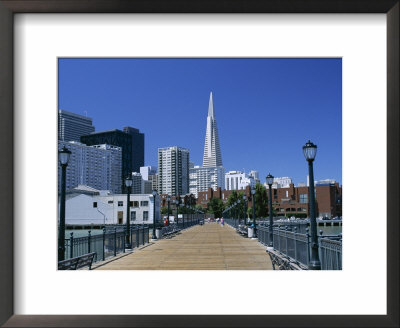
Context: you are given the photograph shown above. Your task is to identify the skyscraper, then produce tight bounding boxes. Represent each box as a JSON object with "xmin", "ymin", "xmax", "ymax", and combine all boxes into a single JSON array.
[
  {"xmin": 123, "ymin": 126, "xmax": 145, "ymax": 173},
  {"xmin": 158, "ymin": 146, "xmax": 189, "ymax": 196},
  {"xmin": 58, "ymin": 109, "xmax": 95, "ymax": 142},
  {"xmin": 80, "ymin": 129, "xmax": 132, "ymax": 192},
  {"xmin": 202, "ymin": 92, "xmax": 223, "ymax": 167},
  {"xmin": 58, "ymin": 141, "xmax": 122, "ymax": 194}
]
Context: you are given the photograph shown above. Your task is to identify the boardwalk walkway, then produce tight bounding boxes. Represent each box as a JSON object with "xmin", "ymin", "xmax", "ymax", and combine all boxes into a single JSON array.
[{"xmin": 96, "ymin": 222, "xmax": 273, "ymax": 270}]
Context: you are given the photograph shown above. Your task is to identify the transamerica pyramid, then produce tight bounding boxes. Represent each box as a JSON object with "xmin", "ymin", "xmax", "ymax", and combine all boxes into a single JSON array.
[{"xmin": 203, "ymin": 92, "xmax": 223, "ymax": 167}]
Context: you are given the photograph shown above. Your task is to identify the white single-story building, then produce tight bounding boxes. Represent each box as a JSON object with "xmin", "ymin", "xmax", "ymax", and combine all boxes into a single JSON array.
[{"xmin": 63, "ymin": 186, "xmax": 161, "ymax": 226}]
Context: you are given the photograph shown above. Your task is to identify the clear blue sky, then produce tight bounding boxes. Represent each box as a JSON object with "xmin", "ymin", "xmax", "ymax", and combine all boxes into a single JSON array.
[{"xmin": 58, "ymin": 58, "xmax": 342, "ymax": 185}]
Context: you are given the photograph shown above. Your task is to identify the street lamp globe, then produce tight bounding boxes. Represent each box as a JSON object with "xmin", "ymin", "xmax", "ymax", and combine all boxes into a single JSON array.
[
  {"xmin": 266, "ymin": 173, "xmax": 274, "ymax": 186},
  {"xmin": 58, "ymin": 146, "xmax": 71, "ymax": 165},
  {"xmin": 303, "ymin": 140, "xmax": 317, "ymax": 162},
  {"xmin": 167, "ymin": 195, "xmax": 171, "ymax": 202},
  {"xmin": 251, "ymin": 186, "xmax": 256, "ymax": 195},
  {"xmin": 125, "ymin": 176, "xmax": 133, "ymax": 187}
]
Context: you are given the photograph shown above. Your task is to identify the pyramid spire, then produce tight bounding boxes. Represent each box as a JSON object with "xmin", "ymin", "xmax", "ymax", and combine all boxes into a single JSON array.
[
  {"xmin": 208, "ymin": 92, "xmax": 215, "ymax": 118},
  {"xmin": 203, "ymin": 92, "xmax": 222, "ymax": 168}
]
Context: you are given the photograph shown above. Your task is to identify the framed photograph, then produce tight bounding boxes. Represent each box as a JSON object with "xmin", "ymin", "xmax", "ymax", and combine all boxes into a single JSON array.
[{"xmin": 0, "ymin": 0, "xmax": 398, "ymax": 327}]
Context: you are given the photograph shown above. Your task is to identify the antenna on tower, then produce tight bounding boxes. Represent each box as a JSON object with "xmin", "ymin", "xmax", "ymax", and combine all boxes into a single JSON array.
[{"xmin": 84, "ymin": 110, "xmax": 88, "ymax": 117}]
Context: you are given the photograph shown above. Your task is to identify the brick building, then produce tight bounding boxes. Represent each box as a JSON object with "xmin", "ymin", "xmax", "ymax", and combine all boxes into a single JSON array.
[{"xmin": 196, "ymin": 183, "xmax": 342, "ymax": 219}]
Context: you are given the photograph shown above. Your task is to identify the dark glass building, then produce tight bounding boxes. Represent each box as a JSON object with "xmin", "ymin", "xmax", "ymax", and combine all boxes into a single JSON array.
[
  {"xmin": 81, "ymin": 130, "xmax": 132, "ymax": 193},
  {"xmin": 123, "ymin": 126, "xmax": 145, "ymax": 173}
]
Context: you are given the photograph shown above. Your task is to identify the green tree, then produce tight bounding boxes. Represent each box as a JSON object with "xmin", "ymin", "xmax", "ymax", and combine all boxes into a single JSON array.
[
  {"xmin": 207, "ymin": 197, "xmax": 225, "ymax": 218},
  {"xmin": 254, "ymin": 183, "xmax": 268, "ymax": 218},
  {"xmin": 161, "ymin": 206, "xmax": 173, "ymax": 215}
]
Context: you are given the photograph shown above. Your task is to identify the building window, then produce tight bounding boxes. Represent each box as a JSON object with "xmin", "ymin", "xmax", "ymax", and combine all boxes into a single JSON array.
[
  {"xmin": 140, "ymin": 201, "xmax": 149, "ymax": 206},
  {"xmin": 285, "ymin": 191, "xmax": 289, "ymax": 197},
  {"xmin": 143, "ymin": 211, "xmax": 149, "ymax": 221},
  {"xmin": 93, "ymin": 202, "xmax": 97, "ymax": 208},
  {"xmin": 131, "ymin": 211, "xmax": 136, "ymax": 221},
  {"xmin": 108, "ymin": 200, "xmax": 113, "ymax": 204},
  {"xmin": 118, "ymin": 201, "xmax": 123, "ymax": 207},
  {"xmin": 133, "ymin": 201, "xmax": 139, "ymax": 207},
  {"xmin": 299, "ymin": 194, "xmax": 308, "ymax": 203},
  {"xmin": 129, "ymin": 201, "xmax": 133, "ymax": 207}
]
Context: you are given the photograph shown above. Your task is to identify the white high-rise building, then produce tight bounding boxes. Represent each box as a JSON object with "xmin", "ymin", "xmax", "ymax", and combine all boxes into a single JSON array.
[
  {"xmin": 203, "ymin": 92, "xmax": 223, "ymax": 167},
  {"xmin": 58, "ymin": 141, "xmax": 122, "ymax": 194},
  {"xmin": 225, "ymin": 171, "xmax": 256, "ymax": 190},
  {"xmin": 189, "ymin": 165, "xmax": 225, "ymax": 197},
  {"xmin": 58, "ymin": 109, "xmax": 95, "ymax": 142},
  {"xmin": 140, "ymin": 166, "xmax": 157, "ymax": 181},
  {"xmin": 158, "ymin": 146, "xmax": 189, "ymax": 196}
]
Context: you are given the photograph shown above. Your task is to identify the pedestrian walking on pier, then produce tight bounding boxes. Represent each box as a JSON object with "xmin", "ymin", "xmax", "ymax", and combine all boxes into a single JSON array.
[{"xmin": 221, "ymin": 217, "xmax": 224, "ymax": 226}]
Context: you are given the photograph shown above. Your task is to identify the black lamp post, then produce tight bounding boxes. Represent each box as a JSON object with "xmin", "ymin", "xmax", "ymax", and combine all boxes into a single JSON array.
[
  {"xmin": 151, "ymin": 190, "xmax": 158, "ymax": 240},
  {"xmin": 303, "ymin": 140, "xmax": 321, "ymax": 270},
  {"xmin": 125, "ymin": 175, "xmax": 133, "ymax": 249},
  {"xmin": 175, "ymin": 197, "xmax": 180, "ymax": 226},
  {"xmin": 236, "ymin": 200, "xmax": 240, "ymax": 227},
  {"xmin": 243, "ymin": 194, "xmax": 247, "ymax": 226},
  {"xmin": 251, "ymin": 186, "xmax": 256, "ymax": 237},
  {"xmin": 266, "ymin": 173, "xmax": 274, "ymax": 249},
  {"xmin": 181, "ymin": 203, "xmax": 185, "ymax": 228},
  {"xmin": 166, "ymin": 195, "xmax": 171, "ymax": 226},
  {"xmin": 58, "ymin": 146, "xmax": 71, "ymax": 262}
]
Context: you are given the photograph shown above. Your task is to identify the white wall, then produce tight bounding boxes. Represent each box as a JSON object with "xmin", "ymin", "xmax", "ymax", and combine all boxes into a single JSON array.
[{"xmin": 64, "ymin": 193, "xmax": 160, "ymax": 225}]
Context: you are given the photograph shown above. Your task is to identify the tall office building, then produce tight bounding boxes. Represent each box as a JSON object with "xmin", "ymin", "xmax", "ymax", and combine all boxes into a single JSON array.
[
  {"xmin": 131, "ymin": 172, "xmax": 143, "ymax": 194},
  {"xmin": 58, "ymin": 141, "xmax": 122, "ymax": 194},
  {"xmin": 189, "ymin": 166, "xmax": 225, "ymax": 198},
  {"xmin": 81, "ymin": 129, "xmax": 132, "ymax": 192},
  {"xmin": 158, "ymin": 146, "xmax": 189, "ymax": 196},
  {"xmin": 149, "ymin": 174, "xmax": 159, "ymax": 192},
  {"xmin": 58, "ymin": 109, "xmax": 95, "ymax": 142},
  {"xmin": 123, "ymin": 126, "xmax": 145, "ymax": 173},
  {"xmin": 202, "ymin": 92, "xmax": 223, "ymax": 167}
]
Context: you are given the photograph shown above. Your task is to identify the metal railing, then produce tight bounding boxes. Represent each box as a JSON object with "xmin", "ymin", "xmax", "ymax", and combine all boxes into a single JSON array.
[
  {"xmin": 64, "ymin": 225, "xmax": 150, "ymax": 263},
  {"xmin": 257, "ymin": 225, "xmax": 342, "ymax": 270}
]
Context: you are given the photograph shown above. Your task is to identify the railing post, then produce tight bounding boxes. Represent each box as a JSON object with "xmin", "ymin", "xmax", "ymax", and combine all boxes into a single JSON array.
[
  {"xmin": 285, "ymin": 226, "xmax": 288, "ymax": 255},
  {"xmin": 294, "ymin": 227, "xmax": 297, "ymax": 262},
  {"xmin": 70, "ymin": 232, "xmax": 74, "ymax": 259},
  {"xmin": 88, "ymin": 230, "xmax": 91, "ymax": 253},
  {"xmin": 114, "ymin": 228, "xmax": 117, "ymax": 257},
  {"xmin": 123, "ymin": 228, "xmax": 126, "ymax": 253},
  {"xmin": 277, "ymin": 225, "xmax": 281, "ymax": 251},
  {"xmin": 319, "ymin": 230, "xmax": 323, "ymax": 269},
  {"xmin": 306, "ymin": 227, "xmax": 311, "ymax": 265},
  {"xmin": 102, "ymin": 227, "xmax": 105, "ymax": 261}
]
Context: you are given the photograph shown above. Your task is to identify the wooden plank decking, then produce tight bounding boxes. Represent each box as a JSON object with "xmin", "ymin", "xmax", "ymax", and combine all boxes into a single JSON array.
[{"xmin": 96, "ymin": 222, "xmax": 273, "ymax": 270}]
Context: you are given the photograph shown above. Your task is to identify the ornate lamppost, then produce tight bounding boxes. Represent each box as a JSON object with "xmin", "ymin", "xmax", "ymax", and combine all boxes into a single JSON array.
[
  {"xmin": 180, "ymin": 203, "xmax": 185, "ymax": 228},
  {"xmin": 166, "ymin": 195, "xmax": 171, "ymax": 226},
  {"xmin": 266, "ymin": 173, "xmax": 274, "ymax": 249},
  {"xmin": 303, "ymin": 140, "xmax": 321, "ymax": 270},
  {"xmin": 175, "ymin": 197, "xmax": 180, "ymax": 226},
  {"xmin": 243, "ymin": 194, "xmax": 247, "ymax": 226},
  {"xmin": 251, "ymin": 186, "xmax": 257, "ymax": 237},
  {"xmin": 151, "ymin": 190, "xmax": 158, "ymax": 240},
  {"xmin": 125, "ymin": 175, "xmax": 133, "ymax": 249},
  {"xmin": 58, "ymin": 146, "xmax": 71, "ymax": 262}
]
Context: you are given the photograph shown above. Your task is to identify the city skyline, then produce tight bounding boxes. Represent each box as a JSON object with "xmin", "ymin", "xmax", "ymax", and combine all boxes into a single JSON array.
[{"xmin": 58, "ymin": 58, "xmax": 342, "ymax": 185}]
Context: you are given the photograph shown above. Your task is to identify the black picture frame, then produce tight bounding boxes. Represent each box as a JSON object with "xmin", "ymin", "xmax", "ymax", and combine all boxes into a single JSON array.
[{"xmin": 0, "ymin": 1, "xmax": 398, "ymax": 327}]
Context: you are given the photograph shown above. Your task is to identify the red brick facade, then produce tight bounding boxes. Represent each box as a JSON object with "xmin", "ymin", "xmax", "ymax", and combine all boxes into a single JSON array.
[{"xmin": 196, "ymin": 183, "xmax": 342, "ymax": 218}]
